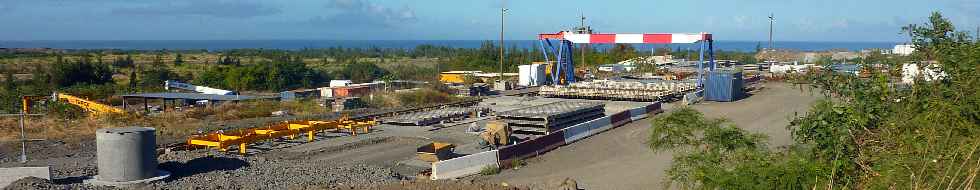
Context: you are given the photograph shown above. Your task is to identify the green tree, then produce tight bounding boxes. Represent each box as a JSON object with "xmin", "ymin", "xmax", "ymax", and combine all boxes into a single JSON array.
[
  {"xmin": 610, "ymin": 44, "xmax": 638, "ymax": 62},
  {"xmin": 140, "ymin": 67, "xmax": 176, "ymax": 91},
  {"xmin": 3, "ymin": 69, "xmax": 15, "ymax": 92},
  {"xmin": 48, "ymin": 56, "xmax": 114, "ymax": 88},
  {"xmin": 128, "ymin": 69, "xmax": 138, "ymax": 93},
  {"xmin": 174, "ymin": 53, "xmax": 184, "ymax": 66},
  {"xmin": 340, "ymin": 61, "xmax": 389, "ymax": 83}
]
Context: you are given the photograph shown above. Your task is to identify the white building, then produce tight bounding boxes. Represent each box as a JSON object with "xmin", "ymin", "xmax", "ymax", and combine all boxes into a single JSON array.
[
  {"xmin": 901, "ymin": 63, "xmax": 946, "ymax": 84},
  {"xmin": 893, "ymin": 44, "xmax": 916, "ymax": 56},
  {"xmin": 770, "ymin": 63, "xmax": 816, "ymax": 74},
  {"xmin": 598, "ymin": 64, "xmax": 625, "ymax": 72}
]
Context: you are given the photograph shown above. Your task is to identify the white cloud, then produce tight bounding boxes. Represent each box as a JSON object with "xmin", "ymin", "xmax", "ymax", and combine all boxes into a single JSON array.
[
  {"xmin": 314, "ymin": 0, "xmax": 417, "ymax": 28},
  {"xmin": 733, "ymin": 16, "xmax": 749, "ymax": 29},
  {"xmin": 111, "ymin": 0, "xmax": 281, "ymax": 18}
]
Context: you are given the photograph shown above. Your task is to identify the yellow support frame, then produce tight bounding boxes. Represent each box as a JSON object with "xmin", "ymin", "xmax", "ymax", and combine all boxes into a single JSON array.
[{"xmin": 187, "ymin": 117, "xmax": 377, "ymax": 154}]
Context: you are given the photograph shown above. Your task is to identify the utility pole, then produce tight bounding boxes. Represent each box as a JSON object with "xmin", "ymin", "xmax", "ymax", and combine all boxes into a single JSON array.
[
  {"xmin": 768, "ymin": 13, "xmax": 775, "ymax": 51},
  {"xmin": 580, "ymin": 14, "xmax": 587, "ymax": 67},
  {"xmin": 975, "ymin": 25, "xmax": 978, "ymax": 42},
  {"xmin": 499, "ymin": 8, "xmax": 507, "ymax": 84}
]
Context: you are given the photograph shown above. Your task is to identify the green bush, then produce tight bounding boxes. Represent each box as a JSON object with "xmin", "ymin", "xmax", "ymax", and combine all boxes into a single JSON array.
[
  {"xmin": 655, "ymin": 12, "xmax": 980, "ymax": 189},
  {"xmin": 479, "ymin": 165, "xmax": 500, "ymax": 175}
]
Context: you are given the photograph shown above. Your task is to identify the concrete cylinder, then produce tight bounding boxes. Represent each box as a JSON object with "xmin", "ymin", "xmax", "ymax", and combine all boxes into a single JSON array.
[{"xmin": 95, "ymin": 127, "xmax": 157, "ymax": 182}]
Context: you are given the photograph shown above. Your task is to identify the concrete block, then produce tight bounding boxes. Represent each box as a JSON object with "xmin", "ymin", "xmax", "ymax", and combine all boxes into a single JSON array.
[
  {"xmin": 431, "ymin": 150, "xmax": 499, "ymax": 180},
  {"xmin": 0, "ymin": 166, "xmax": 50, "ymax": 188}
]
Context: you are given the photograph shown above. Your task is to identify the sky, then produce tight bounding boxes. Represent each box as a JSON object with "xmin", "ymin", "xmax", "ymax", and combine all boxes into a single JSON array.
[{"xmin": 0, "ymin": 0, "xmax": 976, "ymax": 42}]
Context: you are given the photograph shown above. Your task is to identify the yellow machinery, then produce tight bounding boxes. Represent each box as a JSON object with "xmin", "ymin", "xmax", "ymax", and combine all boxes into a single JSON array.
[
  {"xmin": 439, "ymin": 71, "xmax": 482, "ymax": 84},
  {"xmin": 480, "ymin": 120, "xmax": 512, "ymax": 149},
  {"xmin": 22, "ymin": 92, "xmax": 125, "ymax": 116},
  {"xmin": 187, "ymin": 115, "xmax": 377, "ymax": 154},
  {"xmin": 417, "ymin": 142, "xmax": 455, "ymax": 162}
]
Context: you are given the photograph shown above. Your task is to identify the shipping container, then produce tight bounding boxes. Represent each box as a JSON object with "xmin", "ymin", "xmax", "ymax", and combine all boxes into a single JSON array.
[
  {"xmin": 318, "ymin": 87, "xmax": 333, "ymax": 98},
  {"xmin": 705, "ymin": 70, "xmax": 744, "ymax": 102},
  {"xmin": 279, "ymin": 91, "xmax": 296, "ymax": 101},
  {"xmin": 518, "ymin": 64, "xmax": 547, "ymax": 86},
  {"xmin": 332, "ymin": 86, "xmax": 371, "ymax": 98}
]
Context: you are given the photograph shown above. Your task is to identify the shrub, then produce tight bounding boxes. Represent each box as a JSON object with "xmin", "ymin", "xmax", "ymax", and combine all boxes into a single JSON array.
[{"xmin": 479, "ymin": 165, "xmax": 500, "ymax": 175}]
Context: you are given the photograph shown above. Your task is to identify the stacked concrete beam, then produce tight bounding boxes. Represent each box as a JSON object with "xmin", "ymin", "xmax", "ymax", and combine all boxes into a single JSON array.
[
  {"xmin": 496, "ymin": 102, "xmax": 605, "ymax": 134},
  {"xmin": 383, "ymin": 107, "xmax": 490, "ymax": 126},
  {"xmin": 539, "ymin": 80, "xmax": 696, "ymax": 101}
]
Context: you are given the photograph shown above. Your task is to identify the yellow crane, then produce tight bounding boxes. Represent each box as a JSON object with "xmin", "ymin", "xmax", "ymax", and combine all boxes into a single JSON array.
[{"xmin": 22, "ymin": 92, "xmax": 125, "ymax": 116}]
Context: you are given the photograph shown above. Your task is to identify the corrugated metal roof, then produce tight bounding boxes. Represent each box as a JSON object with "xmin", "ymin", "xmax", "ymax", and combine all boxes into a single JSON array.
[{"xmin": 120, "ymin": 93, "xmax": 275, "ymax": 101}]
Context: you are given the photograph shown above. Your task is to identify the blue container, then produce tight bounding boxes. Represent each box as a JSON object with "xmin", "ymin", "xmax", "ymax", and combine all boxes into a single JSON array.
[
  {"xmin": 279, "ymin": 91, "xmax": 296, "ymax": 101},
  {"xmin": 705, "ymin": 70, "xmax": 744, "ymax": 102}
]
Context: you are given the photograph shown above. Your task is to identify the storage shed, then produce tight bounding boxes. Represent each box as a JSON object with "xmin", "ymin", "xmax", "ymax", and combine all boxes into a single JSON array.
[{"xmin": 705, "ymin": 70, "xmax": 744, "ymax": 102}]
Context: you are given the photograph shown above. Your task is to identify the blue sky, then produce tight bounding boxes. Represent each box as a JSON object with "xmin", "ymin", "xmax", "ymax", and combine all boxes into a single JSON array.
[{"xmin": 0, "ymin": 0, "xmax": 976, "ymax": 42}]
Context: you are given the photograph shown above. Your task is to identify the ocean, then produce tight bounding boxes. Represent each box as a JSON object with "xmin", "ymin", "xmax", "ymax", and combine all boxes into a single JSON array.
[{"xmin": 0, "ymin": 40, "xmax": 900, "ymax": 52}]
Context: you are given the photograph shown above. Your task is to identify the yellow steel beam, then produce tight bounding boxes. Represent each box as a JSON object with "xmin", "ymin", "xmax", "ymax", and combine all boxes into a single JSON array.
[{"xmin": 187, "ymin": 118, "xmax": 377, "ymax": 154}]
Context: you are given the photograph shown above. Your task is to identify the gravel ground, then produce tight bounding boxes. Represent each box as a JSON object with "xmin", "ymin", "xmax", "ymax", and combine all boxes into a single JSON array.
[
  {"xmin": 5, "ymin": 149, "xmax": 404, "ymax": 190},
  {"xmin": 2, "ymin": 94, "xmax": 651, "ymax": 190},
  {"xmin": 484, "ymin": 82, "xmax": 822, "ymax": 189}
]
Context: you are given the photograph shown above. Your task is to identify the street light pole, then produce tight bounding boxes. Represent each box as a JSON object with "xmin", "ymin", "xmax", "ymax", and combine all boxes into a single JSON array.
[
  {"xmin": 499, "ymin": 8, "xmax": 508, "ymax": 85},
  {"xmin": 768, "ymin": 13, "xmax": 775, "ymax": 51}
]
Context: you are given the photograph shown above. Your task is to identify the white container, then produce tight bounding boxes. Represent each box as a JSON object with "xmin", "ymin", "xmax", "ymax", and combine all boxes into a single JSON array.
[
  {"xmin": 531, "ymin": 64, "xmax": 546, "ymax": 86},
  {"xmin": 519, "ymin": 65, "xmax": 532, "ymax": 86},
  {"xmin": 330, "ymin": 80, "xmax": 352, "ymax": 87},
  {"xmin": 519, "ymin": 64, "xmax": 547, "ymax": 86},
  {"xmin": 319, "ymin": 87, "xmax": 333, "ymax": 98}
]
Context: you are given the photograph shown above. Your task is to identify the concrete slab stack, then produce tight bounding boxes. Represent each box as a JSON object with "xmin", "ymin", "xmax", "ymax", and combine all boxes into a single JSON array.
[
  {"xmin": 496, "ymin": 101, "xmax": 605, "ymax": 134},
  {"xmin": 383, "ymin": 107, "xmax": 490, "ymax": 126},
  {"xmin": 539, "ymin": 80, "xmax": 696, "ymax": 102}
]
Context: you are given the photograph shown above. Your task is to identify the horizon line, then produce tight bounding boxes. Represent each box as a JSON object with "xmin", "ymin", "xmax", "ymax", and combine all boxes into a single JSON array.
[{"xmin": 0, "ymin": 39, "xmax": 906, "ymax": 44}]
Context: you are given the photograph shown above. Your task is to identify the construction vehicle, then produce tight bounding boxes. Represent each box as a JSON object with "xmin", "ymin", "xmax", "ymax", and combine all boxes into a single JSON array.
[
  {"xmin": 165, "ymin": 80, "xmax": 236, "ymax": 95},
  {"xmin": 479, "ymin": 120, "xmax": 513, "ymax": 149},
  {"xmin": 22, "ymin": 92, "xmax": 125, "ymax": 116}
]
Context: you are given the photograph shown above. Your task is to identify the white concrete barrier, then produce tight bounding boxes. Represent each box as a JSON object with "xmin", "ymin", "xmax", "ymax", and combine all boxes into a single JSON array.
[
  {"xmin": 0, "ymin": 166, "xmax": 50, "ymax": 188},
  {"xmin": 431, "ymin": 150, "xmax": 499, "ymax": 180},
  {"xmin": 630, "ymin": 107, "xmax": 649, "ymax": 121},
  {"xmin": 430, "ymin": 104, "xmax": 664, "ymax": 181},
  {"xmin": 590, "ymin": 116, "xmax": 617, "ymax": 134},
  {"xmin": 562, "ymin": 116, "xmax": 610, "ymax": 143}
]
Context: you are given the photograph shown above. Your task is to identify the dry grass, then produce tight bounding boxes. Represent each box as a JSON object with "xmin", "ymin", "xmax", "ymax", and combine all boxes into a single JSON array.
[
  {"xmin": 0, "ymin": 112, "xmax": 206, "ymax": 144},
  {"xmin": 187, "ymin": 100, "xmax": 332, "ymax": 121}
]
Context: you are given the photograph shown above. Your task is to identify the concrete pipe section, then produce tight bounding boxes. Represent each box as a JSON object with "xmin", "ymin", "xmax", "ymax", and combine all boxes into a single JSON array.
[{"xmin": 85, "ymin": 127, "xmax": 170, "ymax": 187}]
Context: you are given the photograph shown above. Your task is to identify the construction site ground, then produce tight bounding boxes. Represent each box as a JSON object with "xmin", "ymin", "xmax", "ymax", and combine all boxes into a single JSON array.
[
  {"xmin": 0, "ymin": 90, "xmax": 648, "ymax": 189},
  {"xmin": 478, "ymin": 82, "xmax": 821, "ymax": 189}
]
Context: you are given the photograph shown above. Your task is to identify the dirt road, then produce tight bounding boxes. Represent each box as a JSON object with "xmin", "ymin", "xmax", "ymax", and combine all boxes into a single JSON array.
[{"xmin": 485, "ymin": 82, "xmax": 821, "ymax": 189}]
